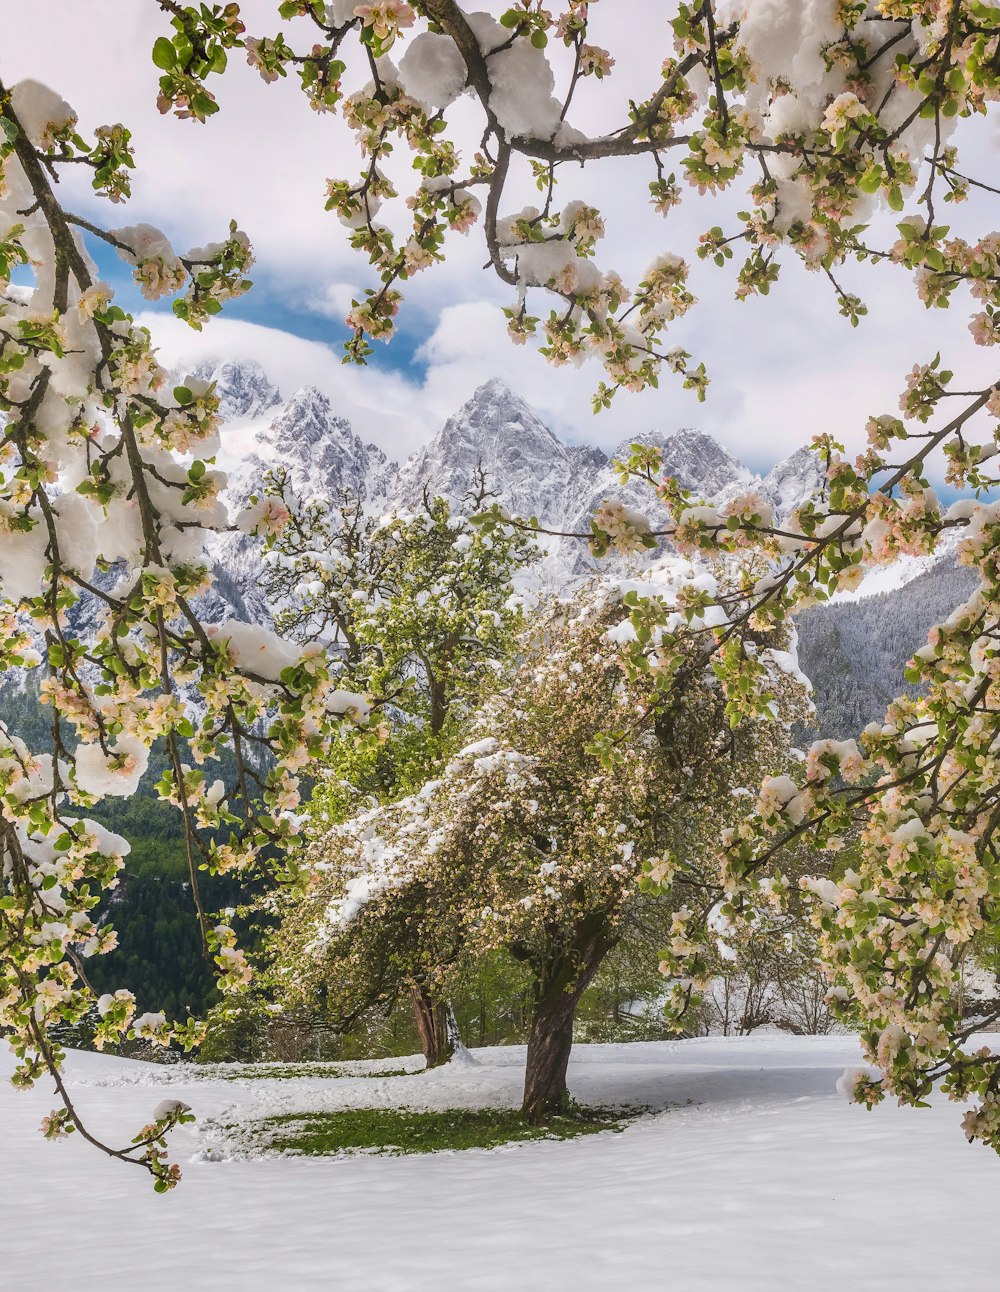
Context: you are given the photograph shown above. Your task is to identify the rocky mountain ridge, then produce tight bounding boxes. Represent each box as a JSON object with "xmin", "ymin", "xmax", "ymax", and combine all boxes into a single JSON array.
[
  {"xmin": 206, "ymin": 362, "xmax": 827, "ymax": 597},
  {"xmin": 190, "ymin": 360, "xmax": 965, "ymax": 737}
]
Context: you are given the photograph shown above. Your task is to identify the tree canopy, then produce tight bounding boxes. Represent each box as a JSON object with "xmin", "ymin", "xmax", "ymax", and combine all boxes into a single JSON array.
[{"xmin": 276, "ymin": 571, "xmax": 807, "ymax": 1116}]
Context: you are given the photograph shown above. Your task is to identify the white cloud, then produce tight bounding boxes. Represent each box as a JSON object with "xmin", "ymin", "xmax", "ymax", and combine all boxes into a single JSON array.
[
  {"xmin": 138, "ymin": 312, "xmax": 434, "ymax": 461},
  {"xmin": 305, "ymin": 281, "xmax": 363, "ymax": 322}
]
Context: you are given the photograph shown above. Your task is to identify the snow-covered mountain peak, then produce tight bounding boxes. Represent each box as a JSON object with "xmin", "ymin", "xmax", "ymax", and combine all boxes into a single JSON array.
[
  {"xmin": 657, "ymin": 428, "xmax": 754, "ymax": 498},
  {"xmin": 190, "ymin": 359, "xmax": 282, "ymax": 422},
  {"xmin": 266, "ymin": 387, "xmax": 354, "ymax": 456},
  {"xmin": 761, "ymin": 446, "xmax": 827, "ymax": 520},
  {"xmin": 211, "ymin": 380, "xmax": 396, "ymax": 624},
  {"xmin": 465, "ymin": 376, "xmax": 549, "ymax": 418},
  {"xmin": 393, "ymin": 379, "xmax": 577, "ymax": 524},
  {"xmin": 442, "ymin": 379, "xmax": 565, "ymax": 455},
  {"xmin": 227, "ymin": 383, "xmax": 391, "ymax": 509}
]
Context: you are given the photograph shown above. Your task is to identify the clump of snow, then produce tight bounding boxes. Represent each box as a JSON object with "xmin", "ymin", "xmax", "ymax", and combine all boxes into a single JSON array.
[
  {"xmin": 520, "ymin": 240, "xmax": 602, "ymax": 293},
  {"xmin": 111, "ymin": 223, "xmax": 176, "ymax": 264},
  {"xmin": 53, "ymin": 491, "xmax": 100, "ymax": 582},
  {"xmin": 325, "ymin": 0, "xmax": 361, "ymax": 24},
  {"xmin": 836, "ymin": 1065, "xmax": 872, "ymax": 1103},
  {"xmin": 132, "ymin": 1012, "xmax": 167, "ymax": 1040},
  {"xmin": 762, "ymin": 647, "xmax": 812, "ymax": 692},
  {"xmin": 398, "ymin": 32, "xmax": 467, "ymax": 108},
  {"xmin": 9, "ymin": 80, "xmax": 77, "ymax": 149},
  {"xmin": 326, "ymin": 689, "xmax": 371, "ymax": 720},
  {"xmin": 0, "ymin": 514, "xmax": 48, "ymax": 602},
  {"xmin": 206, "ymin": 621, "xmax": 302, "ymax": 682},
  {"xmin": 74, "ymin": 735, "xmax": 150, "ymax": 798},
  {"xmin": 467, "ymin": 16, "xmax": 562, "ymax": 139},
  {"xmin": 153, "ymin": 1098, "xmax": 191, "ymax": 1121}
]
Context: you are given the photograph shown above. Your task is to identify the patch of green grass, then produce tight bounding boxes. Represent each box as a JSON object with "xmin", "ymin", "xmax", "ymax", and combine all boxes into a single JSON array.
[
  {"xmin": 195, "ymin": 1060, "xmax": 417, "ymax": 1082},
  {"xmin": 251, "ymin": 1104, "xmax": 635, "ymax": 1157}
]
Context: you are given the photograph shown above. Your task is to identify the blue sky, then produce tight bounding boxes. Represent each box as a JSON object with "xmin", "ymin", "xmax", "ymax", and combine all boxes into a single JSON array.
[{"xmin": 82, "ymin": 231, "xmax": 427, "ymax": 372}]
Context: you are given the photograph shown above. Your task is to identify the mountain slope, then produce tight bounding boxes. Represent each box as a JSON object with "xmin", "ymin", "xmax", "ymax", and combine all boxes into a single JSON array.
[
  {"xmin": 796, "ymin": 554, "xmax": 979, "ymax": 736},
  {"xmin": 207, "ymin": 374, "xmax": 397, "ymax": 622},
  {"xmin": 191, "ymin": 358, "xmax": 282, "ymax": 421},
  {"xmin": 393, "ymin": 377, "xmax": 596, "ymax": 526},
  {"xmin": 225, "ymin": 385, "xmax": 394, "ymax": 509}
]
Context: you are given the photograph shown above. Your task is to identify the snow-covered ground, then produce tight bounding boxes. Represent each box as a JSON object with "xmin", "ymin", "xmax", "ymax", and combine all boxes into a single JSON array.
[{"xmin": 4, "ymin": 1034, "xmax": 999, "ymax": 1290}]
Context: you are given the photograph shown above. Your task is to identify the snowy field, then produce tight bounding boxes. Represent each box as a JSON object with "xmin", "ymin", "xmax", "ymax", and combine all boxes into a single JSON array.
[{"xmin": 3, "ymin": 1034, "xmax": 1000, "ymax": 1291}]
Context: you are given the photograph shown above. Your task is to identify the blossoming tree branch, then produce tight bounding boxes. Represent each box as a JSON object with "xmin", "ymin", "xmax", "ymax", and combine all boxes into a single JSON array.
[
  {"xmin": 144, "ymin": 0, "xmax": 1000, "ymax": 1151},
  {"xmin": 0, "ymin": 76, "xmax": 374, "ymax": 1188}
]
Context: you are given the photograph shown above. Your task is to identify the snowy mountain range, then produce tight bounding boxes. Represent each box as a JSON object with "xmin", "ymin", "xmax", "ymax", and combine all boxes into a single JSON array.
[
  {"xmin": 391, "ymin": 374, "xmax": 826, "ymax": 537},
  {"xmin": 183, "ymin": 358, "xmax": 971, "ymax": 735},
  {"xmin": 202, "ymin": 361, "xmax": 831, "ymax": 605},
  {"xmin": 0, "ymin": 359, "xmax": 964, "ymax": 740}
]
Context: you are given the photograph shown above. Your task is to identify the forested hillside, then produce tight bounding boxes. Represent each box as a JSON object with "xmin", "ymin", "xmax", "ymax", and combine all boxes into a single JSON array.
[
  {"xmin": 796, "ymin": 557, "xmax": 978, "ymax": 738},
  {"xmin": 1, "ymin": 676, "xmax": 246, "ymax": 1020}
]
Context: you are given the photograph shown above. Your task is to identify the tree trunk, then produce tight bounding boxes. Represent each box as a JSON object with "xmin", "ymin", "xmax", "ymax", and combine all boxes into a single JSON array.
[
  {"xmin": 521, "ymin": 986, "xmax": 579, "ymax": 1122},
  {"xmin": 520, "ymin": 915, "xmax": 615, "ymax": 1123},
  {"xmin": 411, "ymin": 985, "xmax": 459, "ymax": 1069}
]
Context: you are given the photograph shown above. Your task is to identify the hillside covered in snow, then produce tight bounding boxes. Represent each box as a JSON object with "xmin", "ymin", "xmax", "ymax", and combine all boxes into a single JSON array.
[{"xmin": 205, "ymin": 360, "xmax": 827, "ymax": 599}]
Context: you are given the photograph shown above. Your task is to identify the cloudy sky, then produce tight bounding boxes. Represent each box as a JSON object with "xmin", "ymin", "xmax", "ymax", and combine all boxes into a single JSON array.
[{"xmin": 4, "ymin": 1, "xmax": 997, "ymax": 473}]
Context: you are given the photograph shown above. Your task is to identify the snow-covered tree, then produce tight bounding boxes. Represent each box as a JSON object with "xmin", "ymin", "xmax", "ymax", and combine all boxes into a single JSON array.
[
  {"xmin": 254, "ymin": 477, "xmax": 535, "ymax": 1064},
  {"xmin": 277, "ymin": 567, "xmax": 808, "ymax": 1119},
  {"xmin": 695, "ymin": 899, "xmax": 839, "ymax": 1038},
  {"xmin": 260, "ymin": 471, "xmax": 536, "ymax": 771}
]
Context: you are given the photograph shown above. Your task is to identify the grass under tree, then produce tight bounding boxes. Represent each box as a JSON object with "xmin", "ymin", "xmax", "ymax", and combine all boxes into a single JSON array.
[{"xmin": 245, "ymin": 1105, "xmax": 638, "ymax": 1157}]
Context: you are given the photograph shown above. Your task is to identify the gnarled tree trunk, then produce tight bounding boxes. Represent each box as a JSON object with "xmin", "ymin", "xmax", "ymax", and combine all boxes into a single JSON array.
[
  {"xmin": 411, "ymin": 985, "xmax": 461, "ymax": 1069},
  {"xmin": 520, "ymin": 914, "xmax": 615, "ymax": 1123}
]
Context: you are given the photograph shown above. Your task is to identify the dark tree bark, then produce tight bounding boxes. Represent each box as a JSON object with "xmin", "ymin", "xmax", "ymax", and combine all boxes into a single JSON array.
[
  {"xmin": 411, "ymin": 985, "xmax": 460, "ymax": 1069},
  {"xmin": 521, "ymin": 985, "xmax": 580, "ymax": 1122},
  {"xmin": 520, "ymin": 914, "xmax": 615, "ymax": 1123}
]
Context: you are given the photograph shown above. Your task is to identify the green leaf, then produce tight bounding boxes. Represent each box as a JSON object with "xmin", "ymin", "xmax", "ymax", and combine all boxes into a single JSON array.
[{"xmin": 152, "ymin": 37, "xmax": 177, "ymax": 71}]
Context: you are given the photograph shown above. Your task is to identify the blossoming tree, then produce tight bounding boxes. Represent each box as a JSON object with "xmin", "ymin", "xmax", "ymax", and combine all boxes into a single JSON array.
[
  {"xmin": 259, "ymin": 472, "xmax": 535, "ymax": 762},
  {"xmin": 8, "ymin": 0, "xmax": 1000, "ymax": 1179},
  {"xmin": 277, "ymin": 571, "xmax": 807, "ymax": 1120},
  {"xmin": 142, "ymin": 0, "xmax": 1000, "ymax": 1151},
  {"xmin": 254, "ymin": 476, "xmax": 535, "ymax": 1064}
]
